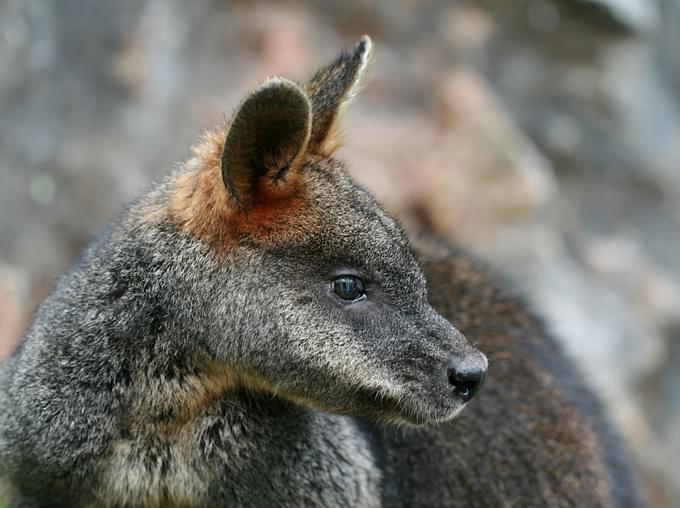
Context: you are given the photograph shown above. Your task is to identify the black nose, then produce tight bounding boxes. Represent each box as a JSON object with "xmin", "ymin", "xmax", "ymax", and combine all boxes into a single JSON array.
[{"xmin": 447, "ymin": 359, "xmax": 486, "ymax": 403}]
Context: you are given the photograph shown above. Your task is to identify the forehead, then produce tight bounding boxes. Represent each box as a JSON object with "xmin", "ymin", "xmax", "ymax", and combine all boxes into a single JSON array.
[
  {"xmin": 296, "ymin": 158, "xmax": 423, "ymax": 281},
  {"xmin": 163, "ymin": 145, "xmax": 422, "ymax": 284}
]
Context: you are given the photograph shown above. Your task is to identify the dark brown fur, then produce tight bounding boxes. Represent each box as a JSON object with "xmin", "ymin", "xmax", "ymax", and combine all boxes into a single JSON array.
[{"xmin": 419, "ymin": 245, "xmax": 613, "ymax": 505}]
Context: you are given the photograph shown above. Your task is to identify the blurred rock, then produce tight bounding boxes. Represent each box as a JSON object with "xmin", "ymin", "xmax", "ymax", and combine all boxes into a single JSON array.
[
  {"xmin": 427, "ymin": 68, "xmax": 555, "ymax": 248},
  {"xmin": 0, "ymin": 266, "xmax": 30, "ymax": 358},
  {"xmin": 578, "ymin": 0, "xmax": 660, "ymax": 33}
]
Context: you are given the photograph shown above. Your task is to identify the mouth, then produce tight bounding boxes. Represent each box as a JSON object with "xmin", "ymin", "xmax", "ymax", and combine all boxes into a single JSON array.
[{"xmin": 357, "ymin": 385, "xmax": 467, "ymax": 426}]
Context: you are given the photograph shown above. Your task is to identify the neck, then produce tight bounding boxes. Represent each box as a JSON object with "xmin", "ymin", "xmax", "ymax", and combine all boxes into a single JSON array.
[{"xmin": 103, "ymin": 367, "xmax": 383, "ymax": 507}]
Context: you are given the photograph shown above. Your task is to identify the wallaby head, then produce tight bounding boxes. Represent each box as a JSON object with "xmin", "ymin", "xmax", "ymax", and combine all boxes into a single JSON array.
[{"xmin": 135, "ymin": 36, "xmax": 487, "ymax": 426}]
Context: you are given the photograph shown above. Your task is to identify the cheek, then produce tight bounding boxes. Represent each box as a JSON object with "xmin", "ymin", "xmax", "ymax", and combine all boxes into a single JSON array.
[
  {"xmin": 268, "ymin": 281, "xmax": 421, "ymax": 355},
  {"xmin": 333, "ymin": 303, "xmax": 418, "ymax": 356},
  {"xmin": 347, "ymin": 309, "xmax": 447, "ymax": 368}
]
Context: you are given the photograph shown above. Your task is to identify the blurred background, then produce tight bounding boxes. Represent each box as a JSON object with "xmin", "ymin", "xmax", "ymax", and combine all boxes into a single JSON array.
[{"xmin": 0, "ymin": 0, "xmax": 679, "ymax": 505}]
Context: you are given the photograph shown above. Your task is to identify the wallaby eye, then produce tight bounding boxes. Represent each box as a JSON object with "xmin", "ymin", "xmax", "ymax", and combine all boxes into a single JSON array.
[{"xmin": 332, "ymin": 276, "xmax": 366, "ymax": 302}]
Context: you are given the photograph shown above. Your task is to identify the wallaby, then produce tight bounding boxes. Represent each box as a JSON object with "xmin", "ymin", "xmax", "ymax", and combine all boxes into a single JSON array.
[{"xmin": 0, "ymin": 36, "xmax": 642, "ymax": 507}]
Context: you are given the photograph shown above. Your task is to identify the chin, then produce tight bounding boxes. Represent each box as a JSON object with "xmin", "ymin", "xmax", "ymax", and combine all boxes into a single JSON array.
[
  {"xmin": 344, "ymin": 384, "xmax": 468, "ymax": 426},
  {"xmin": 388, "ymin": 397, "xmax": 468, "ymax": 427}
]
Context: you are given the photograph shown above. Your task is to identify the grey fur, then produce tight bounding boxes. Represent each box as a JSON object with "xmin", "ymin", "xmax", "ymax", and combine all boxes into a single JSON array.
[{"xmin": 0, "ymin": 37, "xmax": 642, "ymax": 507}]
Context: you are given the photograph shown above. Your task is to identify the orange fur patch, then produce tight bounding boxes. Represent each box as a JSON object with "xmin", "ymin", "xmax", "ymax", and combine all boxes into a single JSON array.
[
  {"xmin": 129, "ymin": 361, "xmax": 271, "ymax": 435},
  {"xmin": 126, "ymin": 359, "xmax": 328, "ymax": 439},
  {"xmin": 168, "ymin": 126, "xmax": 320, "ymax": 254}
]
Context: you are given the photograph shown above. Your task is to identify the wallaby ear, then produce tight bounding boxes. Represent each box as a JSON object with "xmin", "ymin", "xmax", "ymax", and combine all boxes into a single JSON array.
[
  {"xmin": 305, "ymin": 35, "xmax": 372, "ymax": 156},
  {"xmin": 221, "ymin": 78, "xmax": 312, "ymax": 207}
]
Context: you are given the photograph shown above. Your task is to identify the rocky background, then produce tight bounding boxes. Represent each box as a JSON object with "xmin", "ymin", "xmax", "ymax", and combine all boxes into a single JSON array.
[{"xmin": 1, "ymin": 0, "xmax": 679, "ymax": 505}]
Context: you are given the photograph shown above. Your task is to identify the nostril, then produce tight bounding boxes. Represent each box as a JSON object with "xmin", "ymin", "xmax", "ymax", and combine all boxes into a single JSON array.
[{"xmin": 447, "ymin": 362, "xmax": 486, "ymax": 403}]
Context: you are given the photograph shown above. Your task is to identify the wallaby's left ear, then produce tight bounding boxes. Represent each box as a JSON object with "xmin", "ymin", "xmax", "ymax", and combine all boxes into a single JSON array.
[{"xmin": 305, "ymin": 35, "xmax": 372, "ymax": 156}]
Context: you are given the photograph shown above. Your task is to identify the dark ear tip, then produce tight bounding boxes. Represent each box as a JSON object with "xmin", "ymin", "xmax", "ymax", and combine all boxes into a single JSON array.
[
  {"xmin": 233, "ymin": 78, "xmax": 312, "ymax": 127},
  {"xmin": 357, "ymin": 35, "xmax": 371, "ymax": 48},
  {"xmin": 249, "ymin": 78, "xmax": 310, "ymax": 106},
  {"xmin": 356, "ymin": 35, "xmax": 372, "ymax": 58}
]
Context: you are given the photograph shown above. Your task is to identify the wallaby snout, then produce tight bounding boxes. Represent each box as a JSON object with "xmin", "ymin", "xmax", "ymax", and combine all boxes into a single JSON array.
[
  {"xmin": 423, "ymin": 312, "xmax": 488, "ymax": 408},
  {"xmin": 439, "ymin": 324, "xmax": 488, "ymax": 403},
  {"xmin": 446, "ymin": 353, "xmax": 487, "ymax": 403}
]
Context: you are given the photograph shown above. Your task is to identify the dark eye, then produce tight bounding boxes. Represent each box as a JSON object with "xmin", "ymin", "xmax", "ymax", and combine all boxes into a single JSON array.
[{"xmin": 332, "ymin": 275, "xmax": 366, "ymax": 302}]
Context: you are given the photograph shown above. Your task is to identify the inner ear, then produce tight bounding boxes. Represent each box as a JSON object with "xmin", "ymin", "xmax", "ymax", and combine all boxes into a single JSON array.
[{"xmin": 221, "ymin": 78, "xmax": 312, "ymax": 207}]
